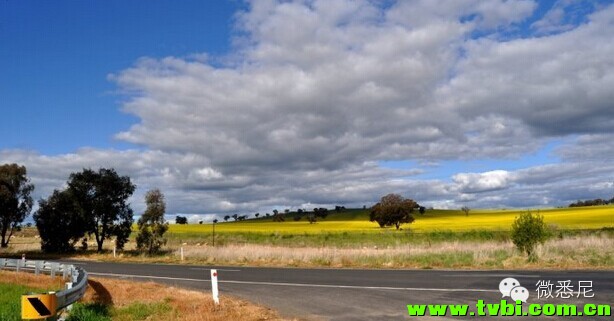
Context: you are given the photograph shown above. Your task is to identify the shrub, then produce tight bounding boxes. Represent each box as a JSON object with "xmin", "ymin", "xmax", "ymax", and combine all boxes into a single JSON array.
[{"xmin": 511, "ymin": 211, "xmax": 548, "ymax": 261}]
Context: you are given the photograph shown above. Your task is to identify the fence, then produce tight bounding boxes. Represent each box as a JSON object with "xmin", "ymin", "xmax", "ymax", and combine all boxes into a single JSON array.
[{"xmin": 0, "ymin": 258, "xmax": 88, "ymax": 319}]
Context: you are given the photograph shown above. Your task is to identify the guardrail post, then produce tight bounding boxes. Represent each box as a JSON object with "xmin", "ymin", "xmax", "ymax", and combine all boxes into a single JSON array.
[
  {"xmin": 50, "ymin": 263, "xmax": 57, "ymax": 278},
  {"xmin": 65, "ymin": 282, "xmax": 73, "ymax": 311},
  {"xmin": 35, "ymin": 261, "xmax": 42, "ymax": 276}
]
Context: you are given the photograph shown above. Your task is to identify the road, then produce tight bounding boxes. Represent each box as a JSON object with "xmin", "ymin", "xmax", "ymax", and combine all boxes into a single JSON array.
[{"xmin": 62, "ymin": 260, "xmax": 613, "ymax": 320}]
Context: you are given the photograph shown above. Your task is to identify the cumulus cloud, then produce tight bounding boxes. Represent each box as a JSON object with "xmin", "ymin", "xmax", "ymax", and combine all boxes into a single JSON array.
[
  {"xmin": 3, "ymin": 0, "xmax": 614, "ymax": 215},
  {"xmin": 453, "ymin": 170, "xmax": 514, "ymax": 193}
]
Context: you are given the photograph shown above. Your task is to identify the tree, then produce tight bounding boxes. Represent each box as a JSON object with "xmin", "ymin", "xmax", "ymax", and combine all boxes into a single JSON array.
[
  {"xmin": 272, "ymin": 210, "xmax": 285, "ymax": 222},
  {"xmin": 307, "ymin": 207, "xmax": 329, "ymax": 224},
  {"xmin": 511, "ymin": 212, "xmax": 548, "ymax": 261},
  {"xmin": 461, "ymin": 206, "xmax": 470, "ymax": 216},
  {"xmin": 369, "ymin": 194, "xmax": 417, "ymax": 230},
  {"xmin": 0, "ymin": 164, "xmax": 34, "ymax": 248},
  {"xmin": 35, "ymin": 189, "xmax": 86, "ymax": 253},
  {"xmin": 213, "ymin": 219, "xmax": 218, "ymax": 224},
  {"xmin": 224, "ymin": 215, "xmax": 230, "ymax": 222},
  {"xmin": 255, "ymin": 213, "xmax": 260, "ymax": 218},
  {"xmin": 67, "ymin": 168, "xmax": 135, "ymax": 252},
  {"xmin": 136, "ymin": 189, "xmax": 168, "ymax": 255},
  {"xmin": 419, "ymin": 206, "xmax": 426, "ymax": 215},
  {"xmin": 232, "ymin": 214, "xmax": 239, "ymax": 221},
  {"xmin": 175, "ymin": 216, "xmax": 188, "ymax": 224}
]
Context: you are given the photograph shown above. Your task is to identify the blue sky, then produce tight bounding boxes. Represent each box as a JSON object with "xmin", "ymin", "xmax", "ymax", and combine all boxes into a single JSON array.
[
  {"xmin": 2, "ymin": 0, "xmax": 614, "ymax": 217},
  {"xmin": 1, "ymin": 0, "xmax": 241, "ymax": 154}
]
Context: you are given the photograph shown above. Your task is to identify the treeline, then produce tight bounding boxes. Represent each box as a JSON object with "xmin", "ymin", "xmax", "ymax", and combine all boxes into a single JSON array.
[
  {"xmin": 0, "ymin": 163, "xmax": 168, "ymax": 254},
  {"xmin": 569, "ymin": 197, "xmax": 614, "ymax": 207}
]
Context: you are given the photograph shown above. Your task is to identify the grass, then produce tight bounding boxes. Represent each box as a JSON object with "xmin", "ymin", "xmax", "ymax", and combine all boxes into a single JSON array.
[
  {"xmin": 0, "ymin": 271, "xmax": 293, "ymax": 321},
  {"xmin": 0, "ymin": 271, "xmax": 65, "ymax": 321}
]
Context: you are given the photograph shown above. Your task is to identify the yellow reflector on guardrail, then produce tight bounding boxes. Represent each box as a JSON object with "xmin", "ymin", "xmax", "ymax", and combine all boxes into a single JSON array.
[{"xmin": 21, "ymin": 293, "xmax": 57, "ymax": 319}]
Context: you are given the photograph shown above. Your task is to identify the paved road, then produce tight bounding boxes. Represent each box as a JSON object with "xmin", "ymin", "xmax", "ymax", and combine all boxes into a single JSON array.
[{"xmin": 62, "ymin": 260, "xmax": 613, "ymax": 320}]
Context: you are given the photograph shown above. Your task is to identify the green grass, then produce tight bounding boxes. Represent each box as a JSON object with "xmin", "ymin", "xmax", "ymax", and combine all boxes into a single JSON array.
[
  {"xmin": 0, "ymin": 282, "xmax": 171, "ymax": 321},
  {"xmin": 0, "ymin": 283, "xmax": 57, "ymax": 321},
  {"xmin": 66, "ymin": 302, "xmax": 172, "ymax": 321},
  {"xmin": 165, "ymin": 206, "xmax": 614, "ymax": 247}
]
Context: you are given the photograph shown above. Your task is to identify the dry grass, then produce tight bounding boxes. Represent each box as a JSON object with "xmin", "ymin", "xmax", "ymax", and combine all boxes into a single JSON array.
[
  {"xmin": 172, "ymin": 234, "xmax": 613, "ymax": 269},
  {"xmin": 2, "ymin": 234, "xmax": 612, "ymax": 270},
  {"xmin": 80, "ymin": 277, "xmax": 296, "ymax": 321},
  {"xmin": 0, "ymin": 270, "xmax": 65, "ymax": 290},
  {"xmin": 0, "ymin": 270, "xmax": 294, "ymax": 321}
]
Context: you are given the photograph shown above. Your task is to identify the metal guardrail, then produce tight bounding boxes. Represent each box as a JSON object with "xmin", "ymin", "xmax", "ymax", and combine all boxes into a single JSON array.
[{"xmin": 0, "ymin": 258, "xmax": 88, "ymax": 312}]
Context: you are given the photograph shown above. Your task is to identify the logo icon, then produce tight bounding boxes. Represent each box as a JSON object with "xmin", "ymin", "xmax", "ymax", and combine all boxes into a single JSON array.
[{"xmin": 499, "ymin": 277, "xmax": 529, "ymax": 302}]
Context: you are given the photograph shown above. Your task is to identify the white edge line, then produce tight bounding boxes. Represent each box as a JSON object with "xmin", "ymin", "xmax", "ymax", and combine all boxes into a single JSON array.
[
  {"xmin": 189, "ymin": 268, "xmax": 241, "ymax": 272},
  {"xmin": 88, "ymin": 272, "xmax": 497, "ymax": 293}
]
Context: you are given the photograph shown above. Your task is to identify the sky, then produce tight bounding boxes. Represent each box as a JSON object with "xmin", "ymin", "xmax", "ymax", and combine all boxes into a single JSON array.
[{"xmin": 2, "ymin": 0, "xmax": 614, "ymax": 222}]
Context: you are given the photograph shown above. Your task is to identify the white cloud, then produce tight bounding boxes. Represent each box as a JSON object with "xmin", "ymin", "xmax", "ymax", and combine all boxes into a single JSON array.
[
  {"xmin": 453, "ymin": 170, "xmax": 514, "ymax": 193},
  {"xmin": 4, "ymin": 0, "xmax": 614, "ymax": 214}
]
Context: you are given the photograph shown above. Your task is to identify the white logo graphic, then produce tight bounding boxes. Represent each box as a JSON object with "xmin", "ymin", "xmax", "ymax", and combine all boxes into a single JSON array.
[
  {"xmin": 499, "ymin": 278, "xmax": 521, "ymax": 298},
  {"xmin": 510, "ymin": 286, "xmax": 530, "ymax": 302}
]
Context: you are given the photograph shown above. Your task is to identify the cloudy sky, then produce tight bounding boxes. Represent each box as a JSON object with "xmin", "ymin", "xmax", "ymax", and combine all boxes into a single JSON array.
[{"xmin": 2, "ymin": 0, "xmax": 614, "ymax": 221}]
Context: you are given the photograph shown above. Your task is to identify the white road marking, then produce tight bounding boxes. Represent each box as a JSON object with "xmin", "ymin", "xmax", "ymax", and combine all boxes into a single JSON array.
[
  {"xmin": 189, "ymin": 268, "xmax": 241, "ymax": 272},
  {"xmin": 89, "ymin": 272, "xmax": 209, "ymax": 282},
  {"xmin": 218, "ymin": 280, "xmax": 499, "ymax": 292},
  {"xmin": 88, "ymin": 272, "xmax": 498, "ymax": 293},
  {"xmin": 443, "ymin": 274, "xmax": 541, "ymax": 278}
]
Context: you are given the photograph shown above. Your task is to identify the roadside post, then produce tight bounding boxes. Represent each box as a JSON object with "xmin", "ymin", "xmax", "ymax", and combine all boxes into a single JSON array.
[
  {"xmin": 211, "ymin": 269, "xmax": 220, "ymax": 305},
  {"xmin": 212, "ymin": 220, "xmax": 216, "ymax": 247},
  {"xmin": 65, "ymin": 282, "xmax": 73, "ymax": 311}
]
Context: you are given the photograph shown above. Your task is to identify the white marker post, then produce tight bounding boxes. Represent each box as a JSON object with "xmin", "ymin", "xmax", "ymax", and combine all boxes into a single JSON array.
[
  {"xmin": 180, "ymin": 247, "xmax": 184, "ymax": 261},
  {"xmin": 211, "ymin": 269, "xmax": 220, "ymax": 305},
  {"xmin": 66, "ymin": 282, "xmax": 73, "ymax": 311}
]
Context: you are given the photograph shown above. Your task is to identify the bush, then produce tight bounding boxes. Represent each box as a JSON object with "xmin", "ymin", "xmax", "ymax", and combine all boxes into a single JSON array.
[{"xmin": 511, "ymin": 212, "xmax": 548, "ymax": 261}]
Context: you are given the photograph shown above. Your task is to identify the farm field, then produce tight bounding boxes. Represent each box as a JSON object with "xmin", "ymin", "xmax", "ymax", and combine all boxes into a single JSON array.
[
  {"xmin": 2, "ymin": 206, "xmax": 612, "ymax": 270},
  {"xmin": 167, "ymin": 206, "xmax": 614, "ymax": 236}
]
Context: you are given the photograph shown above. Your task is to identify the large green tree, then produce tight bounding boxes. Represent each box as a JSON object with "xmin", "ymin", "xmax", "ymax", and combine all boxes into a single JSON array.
[
  {"xmin": 34, "ymin": 189, "xmax": 86, "ymax": 253},
  {"xmin": 0, "ymin": 164, "xmax": 34, "ymax": 248},
  {"xmin": 136, "ymin": 189, "xmax": 168, "ymax": 254},
  {"xmin": 369, "ymin": 193, "xmax": 418, "ymax": 230},
  {"xmin": 68, "ymin": 168, "xmax": 135, "ymax": 252}
]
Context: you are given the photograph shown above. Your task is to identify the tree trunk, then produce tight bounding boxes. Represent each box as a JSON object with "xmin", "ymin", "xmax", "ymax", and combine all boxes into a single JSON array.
[
  {"xmin": 94, "ymin": 230, "xmax": 104, "ymax": 252},
  {"xmin": 1, "ymin": 225, "xmax": 9, "ymax": 248}
]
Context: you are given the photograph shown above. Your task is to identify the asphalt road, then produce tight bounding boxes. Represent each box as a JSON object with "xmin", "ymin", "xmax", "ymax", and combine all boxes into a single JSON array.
[{"xmin": 61, "ymin": 260, "xmax": 613, "ymax": 320}]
